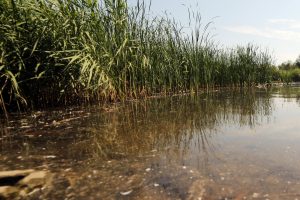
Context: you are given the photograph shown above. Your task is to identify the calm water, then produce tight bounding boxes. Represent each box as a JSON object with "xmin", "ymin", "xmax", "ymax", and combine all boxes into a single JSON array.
[{"xmin": 1, "ymin": 86, "xmax": 300, "ymax": 199}]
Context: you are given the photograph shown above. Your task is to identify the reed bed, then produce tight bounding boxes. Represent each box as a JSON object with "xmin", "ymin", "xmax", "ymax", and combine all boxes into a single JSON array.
[{"xmin": 0, "ymin": 0, "xmax": 274, "ymax": 115}]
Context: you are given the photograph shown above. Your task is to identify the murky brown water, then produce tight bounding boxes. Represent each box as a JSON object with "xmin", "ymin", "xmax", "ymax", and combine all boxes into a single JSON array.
[{"xmin": 1, "ymin": 86, "xmax": 300, "ymax": 199}]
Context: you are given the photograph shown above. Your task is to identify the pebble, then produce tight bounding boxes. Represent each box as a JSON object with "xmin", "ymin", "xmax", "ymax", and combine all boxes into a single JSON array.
[
  {"xmin": 20, "ymin": 126, "xmax": 31, "ymax": 129},
  {"xmin": 154, "ymin": 183, "xmax": 159, "ymax": 187},
  {"xmin": 43, "ymin": 155, "xmax": 56, "ymax": 159},
  {"xmin": 252, "ymin": 193, "xmax": 259, "ymax": 198},
  {"xmin": 145, "ymin": 168, "xmax": 151, "ymax": 172},
  {"xmin": 120, "ymin": 190, "xmax": 133, "ymax": 196}
]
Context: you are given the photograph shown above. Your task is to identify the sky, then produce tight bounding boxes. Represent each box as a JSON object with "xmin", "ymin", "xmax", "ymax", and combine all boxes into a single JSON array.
[{"xmin": 127, "ymin": 0, "xmax": 300, "ymax": 65}]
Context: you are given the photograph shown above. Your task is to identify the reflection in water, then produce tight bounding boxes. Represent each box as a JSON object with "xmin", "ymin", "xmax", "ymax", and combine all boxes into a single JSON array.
[
  {"xmin": 1, "ymin": 86, "xmax": 300, "ymax": 199},
  {"xmin": 85, "ymin": 89, "xmax": 273, "ymax": 164}
]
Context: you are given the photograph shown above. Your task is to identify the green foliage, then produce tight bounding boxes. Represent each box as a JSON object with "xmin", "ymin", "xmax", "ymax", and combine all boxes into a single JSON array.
[
  {"xmin": 0, "ymin": 0, "xmax": 274, "ymax": 115},
  {"xmin": 278, "ymin": 61, "xmax": 296, "ymax": 70},
  {"xmin": 279, "ymin": 68, "xmax": 300, "ymax": 83}
]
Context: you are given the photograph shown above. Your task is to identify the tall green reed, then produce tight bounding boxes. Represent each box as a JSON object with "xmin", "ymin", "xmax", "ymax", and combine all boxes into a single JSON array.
[{"xmin": 0, "ymin": 0, "xmax": 275, "ymax": 116}]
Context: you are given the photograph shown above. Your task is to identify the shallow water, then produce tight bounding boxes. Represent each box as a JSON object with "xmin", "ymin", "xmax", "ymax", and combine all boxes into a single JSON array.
[{"xmin": 1, "ymin": 86, "xmax": 300, "ymax": 199}]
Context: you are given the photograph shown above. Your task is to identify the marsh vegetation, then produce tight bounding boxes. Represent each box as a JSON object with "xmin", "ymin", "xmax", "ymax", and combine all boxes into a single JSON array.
[
  {"xmin": 276, "ymin": 58, "xmax": 300, "ymax": 83},
  {"xmin": 0, "ymin": 0, "xmax": 275, "ymax": 116}
]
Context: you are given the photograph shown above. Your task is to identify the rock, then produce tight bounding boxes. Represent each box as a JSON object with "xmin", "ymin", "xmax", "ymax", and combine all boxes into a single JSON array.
[
  {"xmin": 145, "ymin": 168, "xmax": 151, "ymax": 172},
  {"xmin": 0, "ymin": 170, "xmax": 53, "ymax": 199},
  {"xmin": 0, "ymin": 186, "xmax": 19, "ymax": 198},
  {"xmin": 18, "ymin": 171, "xmax": 52, "ymax": 189},
  {"xmin": 0, "ymin": 169, "xmax": 34, "ymax": 179},
  {"xmin": 43, "ymin": 155, "xmax": 56, "ymax": 159},
  {"xmin": 0, "ymin": 169, "xmax": 34, "ymax": 186},
  {"xmin": 27, "ymin": 188, "xmax": 42, "ymax": 198},
  {"xmin": 252, "ymin": 193, "xmax": 260, "ymax": 198},
  {"xmin": 120, "ymin": 190, "xmax": 132, "ymax": 196}
]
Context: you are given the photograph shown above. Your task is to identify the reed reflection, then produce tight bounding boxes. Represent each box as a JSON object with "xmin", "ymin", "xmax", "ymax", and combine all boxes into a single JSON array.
[{"xmin": 85, "ymin": 89, "xmax": 274, "ymax": 167}]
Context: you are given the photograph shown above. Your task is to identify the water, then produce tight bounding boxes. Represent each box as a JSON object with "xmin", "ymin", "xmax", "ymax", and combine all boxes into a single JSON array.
[{"xmin": 1, "ymin": 86, "xmax": 300, "ymax": 199}]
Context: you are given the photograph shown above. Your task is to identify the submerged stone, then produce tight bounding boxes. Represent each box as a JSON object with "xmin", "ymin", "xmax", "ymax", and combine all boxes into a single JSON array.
[
  {"xmin": 0, "ymin": 170, "xmax": 52, "ymax": 199},
  {"xmin": 0, "ymin": 169, "xmax": 34, "ymax": 180},
  {"xmin": 18, "ymin": 171, "xmax": 52, "ymax": 189},
  {"xmin": 0, "ymin": 169, "xmax": 34, "ymax": 186},
  {"xmin": 0, "ymin": 186, "xmax": 19, "ymax": 199},
  {"xmin": 120, "ymin": 190, "xmax": 133, "ymax": 195}
]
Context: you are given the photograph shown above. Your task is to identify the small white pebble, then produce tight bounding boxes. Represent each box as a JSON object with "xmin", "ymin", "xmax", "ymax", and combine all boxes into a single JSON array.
[
  {"xmin": 221, "ymin": 177, "xmax": 225, "ymax": 181},
  {"xmin": 252, "ymin": 193, "xmax": 259, "ymax": 198},
  {"xmin": 154, "ymin": 183, "xmax": 159, "ymax": 187},
  {"xmin": 20, "ymin": 126, "xmax": 31, "ymax": 129},
  {"xmin": 44, "ymin": 155, "xmax": 56, "ymax": 159},
  {"xmin": 120, "ymin": 190, "xmax": 132, "ymax": 196},
  {"xmin": 145, "ymin": 168, "xmax": 151, "ymax": 172},
  {"xmin": 182, "ymin": 166, "xmax": 187, "ymax": 169}
]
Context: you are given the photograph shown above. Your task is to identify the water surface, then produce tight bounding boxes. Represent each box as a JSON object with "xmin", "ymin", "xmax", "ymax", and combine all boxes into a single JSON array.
[{"xmin": 1, "ymin": 87, "xmax": 300, "ymax": 199}]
